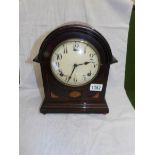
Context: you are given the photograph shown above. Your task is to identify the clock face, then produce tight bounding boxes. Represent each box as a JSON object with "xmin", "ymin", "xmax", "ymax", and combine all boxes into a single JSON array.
[{"xmin": 50, "ymin": 39, "xmax": 100, "ymax": 87}]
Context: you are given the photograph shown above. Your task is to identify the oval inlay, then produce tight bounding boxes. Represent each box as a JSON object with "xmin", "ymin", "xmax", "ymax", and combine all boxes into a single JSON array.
[{"xmin": 69, "ymin": 91, "xmax": 81, "ymax": 98}]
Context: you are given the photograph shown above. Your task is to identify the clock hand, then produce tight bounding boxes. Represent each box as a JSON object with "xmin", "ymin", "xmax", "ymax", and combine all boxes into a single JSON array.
[
  {"xmin": 67, "ymin": 64, "xmax": 78, "ymax": 82},
  {"xmin": 67, "ymin": 61, "xmax": 94, "ymax": 82},
  {"xmin": 76, "ymin": 61, "xmax": 94, "ymax": 66}
]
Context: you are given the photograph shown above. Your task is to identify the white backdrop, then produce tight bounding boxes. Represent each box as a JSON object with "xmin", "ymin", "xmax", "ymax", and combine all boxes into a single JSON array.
[{"xmin": 19, "ymin": 0, "xmax": 135, "ymax": 155}]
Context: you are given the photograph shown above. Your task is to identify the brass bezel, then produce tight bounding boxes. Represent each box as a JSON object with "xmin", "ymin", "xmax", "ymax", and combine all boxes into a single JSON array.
[{"xmin": 50, "ymin": 38, "xmax": 101, "ymax": 87}]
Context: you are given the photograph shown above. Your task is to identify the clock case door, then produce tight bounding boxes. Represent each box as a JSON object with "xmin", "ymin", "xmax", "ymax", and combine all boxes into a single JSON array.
[{"xmin": 33, "ymin": 23, "xmax": 117, "ymax": 114}]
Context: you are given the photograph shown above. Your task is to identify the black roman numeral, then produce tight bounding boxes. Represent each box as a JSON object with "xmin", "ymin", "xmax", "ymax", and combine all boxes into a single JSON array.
[
  {"xmin": 83, "ymin": 75, "xmax": 86, "ymax": 81},
  {"xmin": 57, "ymin": 54, "xmax": 62, "ymax": 60},
  {"xmin": 73, "ymin": 77, "xmax": 78, "ymax": 83},
  {"xmin": 73, "ymin": 42, "xmax": 79, "ymax": 51},
  {"xmin": 65, "ymin": 76, "xmax": 68, "ymax": 82},
  {"xmin": 56, "ymin": 62, "xmax": 60, "ymax": 67},
  {"xmin": 63, "ymin": 45, "xmax": 68, "ymax": 54},
  {"xmin": 87, "ymin": 71, "xmax": 92, "ymax": 76},
  {"xmin": 84, "ymin": 45, "xmax": 87, "ymax": 54},
  {"xmin": 56, "ymin": 54, "xmax": 62, "ymax": 60},
  {"xmin": 89, "ymin": 53, "xmax": 95, "ymax": 58},
  {"xmin": 94, "ymin": 64, "xmax": 97, "ymax": 68},
  {"xmin": 58, "ymin": 70, "xmax": 64, "ymax": 77}
]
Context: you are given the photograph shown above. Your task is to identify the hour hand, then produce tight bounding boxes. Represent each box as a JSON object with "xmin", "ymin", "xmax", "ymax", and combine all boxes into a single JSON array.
[
  {"xmin": 77, "ymin": 61, "xmax": 94, "ymax": 66},
  {"xmin": 84, "ymin": 61, "xmax": 94, "ymax": 65}
]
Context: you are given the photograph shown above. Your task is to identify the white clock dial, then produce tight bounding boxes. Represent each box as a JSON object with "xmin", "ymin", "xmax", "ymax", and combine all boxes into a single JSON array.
[{"xmin": 50, "ymin": 39, "xmax": 100, "ymax": 87}]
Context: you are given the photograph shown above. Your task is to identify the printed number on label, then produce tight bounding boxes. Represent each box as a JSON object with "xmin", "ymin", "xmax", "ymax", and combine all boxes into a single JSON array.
[{"xmin": 90, "ymin": 84, "xmax": 103, "ymax": 91}]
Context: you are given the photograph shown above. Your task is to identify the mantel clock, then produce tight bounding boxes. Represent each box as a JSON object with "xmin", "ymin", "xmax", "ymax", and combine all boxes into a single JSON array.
[{"xmin": 33, "ymin": 23, "xmax": 117, "ymax": 114}]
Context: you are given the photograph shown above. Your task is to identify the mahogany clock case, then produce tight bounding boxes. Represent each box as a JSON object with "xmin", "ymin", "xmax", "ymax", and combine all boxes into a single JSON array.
[{"xmin": 33, "ymin": 23, "xmax": 117, "ymax": 114}]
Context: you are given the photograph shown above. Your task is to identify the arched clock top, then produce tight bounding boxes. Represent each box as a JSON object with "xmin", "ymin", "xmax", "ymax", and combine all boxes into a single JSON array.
[{"xmin": 33, "ymin": 23, "xmax": 117, "ymax": 65}]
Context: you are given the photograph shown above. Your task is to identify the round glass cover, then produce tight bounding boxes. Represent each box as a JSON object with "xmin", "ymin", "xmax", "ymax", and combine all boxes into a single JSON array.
[{"xmin": 50, "ymin": 39, "xmax": 100, "ymax": 87}]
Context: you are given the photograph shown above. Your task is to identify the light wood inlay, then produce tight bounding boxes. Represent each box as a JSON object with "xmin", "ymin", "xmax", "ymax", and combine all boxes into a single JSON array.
[{"xmin": 69, "ymin": 91, "xmax": 81, "ymax": 98}]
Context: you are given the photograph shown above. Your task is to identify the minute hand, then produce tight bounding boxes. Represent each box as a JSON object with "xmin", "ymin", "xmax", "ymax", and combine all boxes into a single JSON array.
[{"xmin": 67, "ymin": 64, "xmax": 77, "ymax": 82}]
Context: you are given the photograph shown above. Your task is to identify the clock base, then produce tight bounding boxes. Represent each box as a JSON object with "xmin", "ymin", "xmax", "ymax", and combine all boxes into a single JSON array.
[{"xmin": 40, "ymin": 99, "xmax": 109, "ymax": 114}]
